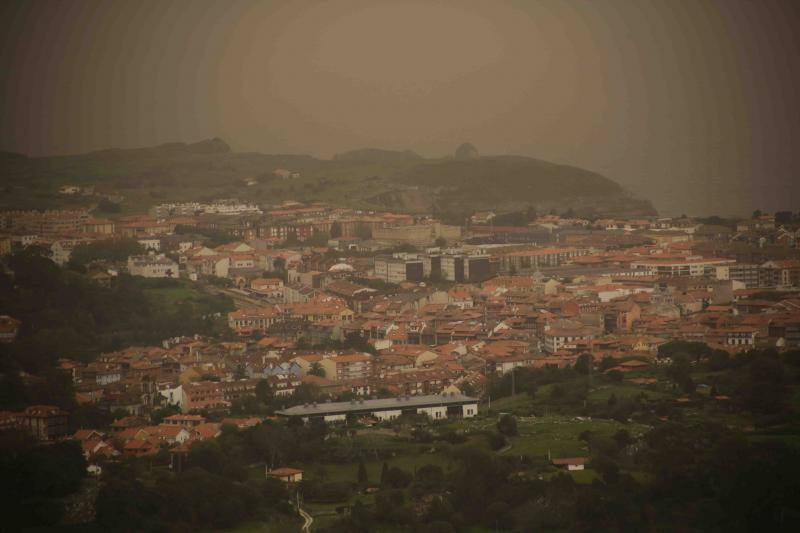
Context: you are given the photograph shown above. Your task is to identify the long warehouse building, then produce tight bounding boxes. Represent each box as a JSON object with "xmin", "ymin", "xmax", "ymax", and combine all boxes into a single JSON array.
[{"xmin": 276, "ymin": 393, "xmax": 479, "ymax": 423}]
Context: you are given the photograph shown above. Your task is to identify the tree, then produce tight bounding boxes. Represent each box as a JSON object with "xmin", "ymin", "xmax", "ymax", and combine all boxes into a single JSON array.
[
  {"xmin": 752, "ymin": 209, "xmax": 762, "ymax": 219},
  {"xmin": 382, "ymin": 466, "xmax": 412, "ymax": 489},
  {"xmin": 709, "ymin": 349, "xmax": 731, "ymax": 371},
  {"xmin": 613, "ymin": 429, "xmax": 633, "ymax": 449},
  {"xmin": 357, "ymin": 457, "xmax": 368, "ymax": 486},
  {"xmin": 308, "ymin": 361, "xmax": 326, "ymax": 377},
  {"xmin": 658, "ymin": 340, "xmax": 711, "ymax": 363},
  {"xmin": 485, "ymin": 501, "xmax": 513, "ymax": 530},
  {"xmin": 98, "ymin": 198, "xmax": 122, "ymax": 213},
  {"xmin": 496, "ymin": 414, "xmax": 518, "ymax": 437},
  {"xmin": 591, "ymin": 454, "xmax": 620, "ymax": 484},
  {"xmin": 607, "ymin": 370, "xmax": 624, "ymax": 382},
  {"xmin": 1, "ymin": 433, "xmax": 87, "ymax": 528},
  {"xmin": 434, "ymin": 237, "xmax": 447, "ymax": 248},
  {"xmin": 574, "ymin": 353, "xmax": 592, "ymax": 375},
  {"xmin": 96, "ymin": 475, "xmax": 162, "ymax": 531},
  {"xmin": 188, "ymin": 439, "xmax": 225, "ymax": 474},
  {"xmin": 255, "ymin": 379, "xmax": 273, "ymax": 404},
  {"xmin": 68, "ymin": 238, "xmax": 144, "ymax": 268},
  {"xmin": 380, "ymin": 462, "xmax": 389, "ymax": 486},
  {"xmin": 414, "ymin": 464, "xmax": 444, "ymax": 489},
  {"xmin": 355, "ymin": 222, "xmax": 372, "ymax": 240},
  {"xmin": 775, "ymin": 211, "xmax": 793, "ymax": 225},
  {"xmin": 8, "ymin": 246, "xmax": 61, "ymax": 291},
  {"xmin": 147, "ymin": 404, "xmax": 178, "ymax": 425},
  {"xmin": 485, "ymin": 431, "xmax": 506, "ymax": 451},
  {"xmin": 330, "ymin": 221, "xmax": 342, "ymax": 239},
  {"xmin": 599, "ymin": 356, "xmax": 617, "ymax": 373},
  {"xmin": 742, "ymin": 355, "xmax": 788, "ymax": 413},
  {"xmin": 666, "ymin": 354, "xmax": 695, "ymax": 393}
]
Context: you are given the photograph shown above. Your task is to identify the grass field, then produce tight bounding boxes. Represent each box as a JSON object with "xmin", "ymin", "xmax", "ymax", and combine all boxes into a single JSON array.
[
  {"xmin": 586, "ymin": 383, "xmax": 671, "ymax": 402},
  {"xmin": 143, "ymin": 286, "xmax": 196, "ymax": 310},
  {"xmin": 303, "ymin": 451, "xmax": 452, "ymax": 487},
  {"xmin": 500, "ymin": 415, "xmax": 650, "ymax": 458}
]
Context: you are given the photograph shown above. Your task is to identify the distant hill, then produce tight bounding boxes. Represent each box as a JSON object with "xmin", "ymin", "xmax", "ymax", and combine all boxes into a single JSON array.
[
  {"xmin": 86, "ymin": 138, "xmax": 232, "ymax": 160},
  {"xmin": 0, "ymin": 139, "xmax": 656, "ymax": 218},
  {"xmin": 454, "ymin": 142, "xmax": 479, "ymax": 160},
  {"xmin": 399, "ymin": 155, "xmax": 622, "ymax": 197},
  {"xmin": 333, "ymin": 148, "xmax": 423, "ymax": 164}
]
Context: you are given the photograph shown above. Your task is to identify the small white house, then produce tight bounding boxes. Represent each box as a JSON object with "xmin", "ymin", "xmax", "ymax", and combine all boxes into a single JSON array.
[
  {"xmin": 266, "ymin": 467, "xmax": 303, "ymax": 484},
  {"xmin": 552, "ymin": 457, "xmax": 587, "ymax": 471}
]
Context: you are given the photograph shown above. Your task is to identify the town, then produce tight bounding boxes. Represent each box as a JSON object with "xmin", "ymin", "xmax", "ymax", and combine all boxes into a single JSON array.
[{"xmin": 2, "ymin": 194, "xmax": 800, "ymax": 531}]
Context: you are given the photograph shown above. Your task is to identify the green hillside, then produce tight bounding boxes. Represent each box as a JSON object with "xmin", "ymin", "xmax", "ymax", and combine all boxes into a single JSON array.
[{"xmin": 0, "ymin": 140, "xmax": 655, "ymax": 218}]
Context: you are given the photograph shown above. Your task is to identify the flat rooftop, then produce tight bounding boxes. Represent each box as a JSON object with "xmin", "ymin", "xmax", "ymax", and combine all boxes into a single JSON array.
[{"xmin": 276, "ymin": 393, "xmax": 478, "ymax": 417}]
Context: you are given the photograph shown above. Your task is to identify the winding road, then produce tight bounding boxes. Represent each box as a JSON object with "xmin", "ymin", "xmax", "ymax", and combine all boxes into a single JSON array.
[{"xmin": 299, "ymin": 506, "xmax": 313, "ymax": 532}]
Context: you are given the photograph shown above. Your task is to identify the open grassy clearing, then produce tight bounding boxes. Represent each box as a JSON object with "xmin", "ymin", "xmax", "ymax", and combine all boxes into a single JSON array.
[
  {"xmin": 302, "ymin": 451, "xmax": 452, "ymax": 487},
  {"xmin": 501, "ymin": 415, "xmax": 650, "ymax": 458},
  {"xmin": 142, "ymin": 286, "xmax": 196, "ymax": 310},
  {"xmin": 587, "ymin": 382, "xmax": 672, "ymax": 402}
]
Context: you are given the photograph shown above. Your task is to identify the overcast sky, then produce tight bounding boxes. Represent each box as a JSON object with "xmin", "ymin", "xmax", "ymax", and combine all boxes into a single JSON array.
[{"xmin": 1, "ymin": 0, "xmax": 798, "ymax": 215}]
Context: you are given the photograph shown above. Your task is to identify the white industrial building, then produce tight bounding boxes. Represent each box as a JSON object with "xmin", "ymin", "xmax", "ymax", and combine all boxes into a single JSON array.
[{"xmin": 276, "ymin": 393, "xmax": 478, "ymax": 423}]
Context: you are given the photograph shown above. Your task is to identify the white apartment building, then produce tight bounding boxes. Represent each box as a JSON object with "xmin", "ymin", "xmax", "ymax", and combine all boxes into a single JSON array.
[{"xmin": 127, "ymin": 254, "xmax": 179, "ymax": 278}]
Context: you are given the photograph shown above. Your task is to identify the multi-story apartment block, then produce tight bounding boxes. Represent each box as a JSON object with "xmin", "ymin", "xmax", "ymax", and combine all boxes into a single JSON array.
[
  {"xmin": 228, "ymin": 307, "xmax": 282, "ymax": 332},
  {"xmin": 150, "ymin": 200, "xmax": 262, "ymax": 218},
  {"xmin": 439, "ymin": 254, "xmax": 491, "ymax": 282},
  {"xmin": 0, "ymin": 209, "xmax": 89, "ymax": 235},
  {"xmin": 543, "ymin": 326, "xmax": 598, "ymax": 353},
  {"xmin": 715, "ymin": 263, "xmax": 761, "ymax": 288},
  {"xmin": 374, "ymin": 255, "xmax": 424, "ymax": 283},
  {"xmin": 320, "ymin": 353, "xmax": 374, "ymax": 381},
  {"xmin": 760, "ymin": 260, "xmax": 800, "ymax": 288},
  {"xmin": 498, "ymin": 247, "xmax": 586, "ymax": 273},
  {"xmin": 629, "ymin": 257, "xmax": 735, "ymax": 277},
  {"xmin": 181, "ymin": 380, "xmax": 258, "ymax": 412}
]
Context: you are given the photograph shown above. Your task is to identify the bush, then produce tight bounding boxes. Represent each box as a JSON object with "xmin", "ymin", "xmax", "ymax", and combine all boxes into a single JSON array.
[
  {"xmin": 497, "ymin": 414, "xmax": 518, "ymax": 436},
  {"xmin": 382, "ymin": 466, "xmax": 413, "ymax": 489},
  {"xmin": 485, "ymin": 431, "xmax": 507, "ymax": 451}
]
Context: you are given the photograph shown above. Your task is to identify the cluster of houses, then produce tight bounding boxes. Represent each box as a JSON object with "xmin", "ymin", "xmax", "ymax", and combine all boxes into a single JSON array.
[
  {"xmin": 69, "ymin": 413, "xmax": 272, "ymax": 469},
  {"xmin": 2, "ymin": 202, "xmax": 800, "ymax": 475}
]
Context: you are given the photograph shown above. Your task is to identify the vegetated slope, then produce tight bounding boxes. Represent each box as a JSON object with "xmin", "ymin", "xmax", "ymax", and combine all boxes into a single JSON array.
[
  {"xmin": 332, "ymin": 148, "xmax": 423, "ymax": 164},
  {"xmin": 369, "ymin": 155, "xmax": 654, "ymax": 217},
  {"xmin": 398, "ymin": 155, "xmax": 622, "ymax": 200},
  {"xmin": 0, "ymin": 140, "xmax": 655, "ymax": 217}
]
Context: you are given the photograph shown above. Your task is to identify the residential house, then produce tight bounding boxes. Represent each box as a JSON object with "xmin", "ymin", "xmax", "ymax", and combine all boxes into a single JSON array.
[{"xmin": 17, "ymin": 405, "xmax": 69, "ymax": 441}]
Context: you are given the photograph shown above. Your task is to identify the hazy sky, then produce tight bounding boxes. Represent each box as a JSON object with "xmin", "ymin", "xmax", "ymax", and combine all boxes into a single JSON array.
[{"xmin": 1, "ymin": 0, "xmax": 798, "ymax": 215}]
